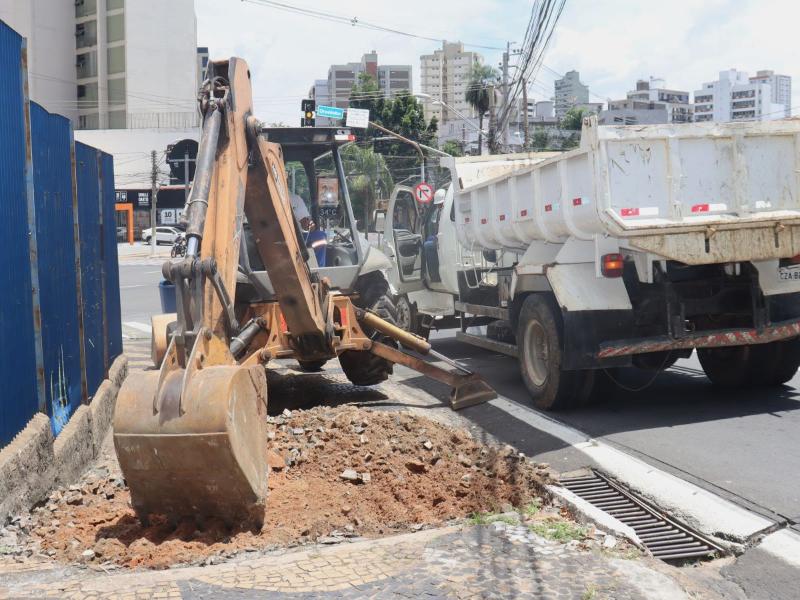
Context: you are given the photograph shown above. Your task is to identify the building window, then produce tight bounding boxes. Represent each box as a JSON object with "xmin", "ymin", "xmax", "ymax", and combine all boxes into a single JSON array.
[
  {"xmin": 75, "ymin": 0, "xmax": 97, "ymax": 18},
  {"xmin": 108, "ymin": 77, "xmax": 125, "ymax": 105},
  {"xmin": 76, "ymin": 51, "xmax": 97, "ymax": 79},
  {"xmin": 75, "ymin": 21, "xmax": 97, "ymax": 48},
  {"xmin": 107, "ymin": 13, "xmax": 124, "ymax": 43},
  {"xmin": 77, "ymin": 82, "xmax": 98, "ymax": 109},
  {"xmin": 78, "ymin": 113, "xmax": 99, "ymax": 130},
  {"xmin": 107, "ymin": 45, "xmax": 125, "ymax": 74},
  {"xmin": 107, "ymin": 0, "xmax": 124, "ymax": 9}
]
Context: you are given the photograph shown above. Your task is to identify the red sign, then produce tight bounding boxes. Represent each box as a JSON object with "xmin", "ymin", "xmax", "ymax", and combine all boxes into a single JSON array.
[{"xmin": 414, "ymin": 182, "xmax": 434, "ymax": 204}]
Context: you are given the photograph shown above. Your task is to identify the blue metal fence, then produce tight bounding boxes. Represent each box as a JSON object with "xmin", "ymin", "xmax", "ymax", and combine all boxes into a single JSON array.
[{"xmin": 0, "ymin": 21, "xmax": 121, "ymax": 445}]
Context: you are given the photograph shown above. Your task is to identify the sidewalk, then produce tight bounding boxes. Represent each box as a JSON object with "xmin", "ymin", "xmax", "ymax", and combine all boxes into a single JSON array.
[
  {"xmin": 1, "ymin": 522, "xmax": 725, "ymax": 600},
  {"xmin": 117, "ymin": 242, "xmax": 172, "ymax": 265}
]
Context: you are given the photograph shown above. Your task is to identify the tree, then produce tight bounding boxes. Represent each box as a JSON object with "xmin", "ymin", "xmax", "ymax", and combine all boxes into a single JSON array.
[
  {"xmin": 464, "ymin": 63, "xmax": 498, "ymax": 155},
  {"xmin": 349, "ymin": 73, "xmax": 438, "ymax": 184},
  {"xmin": 340, "ymin": 144, "xmax": 393, "ymax": 232},
  {"xmin": 531, "ymin": 128, "xmax": 550, "ymax": 151},
  {"xmin": 441, "ymin": 140, "xmax": 464, "ymax": 157},
  {"xmin": 561, "ymin": 107, "xmax": 588, "ymax": 131},
  {"xmin": 561, "ymin": 131, "xmax": 580, "ymax": 150}
]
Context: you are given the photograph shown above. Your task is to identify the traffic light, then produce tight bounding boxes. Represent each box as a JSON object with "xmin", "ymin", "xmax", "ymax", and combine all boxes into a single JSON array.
[{"xmin": 301, "ymin": 99, "xmax": 315, "ymax": 127}]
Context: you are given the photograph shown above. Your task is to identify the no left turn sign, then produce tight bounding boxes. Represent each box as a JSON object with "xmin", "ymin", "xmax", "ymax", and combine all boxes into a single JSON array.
[{"xmin": 414, "ymin": 182, "xmax": 434, "ymax": 204}]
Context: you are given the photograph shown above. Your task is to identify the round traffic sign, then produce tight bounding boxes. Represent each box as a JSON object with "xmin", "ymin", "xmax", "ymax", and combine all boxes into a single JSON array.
[{"xmin": 414, "ymin": 182, "xmax": 434, "ymax": 204}]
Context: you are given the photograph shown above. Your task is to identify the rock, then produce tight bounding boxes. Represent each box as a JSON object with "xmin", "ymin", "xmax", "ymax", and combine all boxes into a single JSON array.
[
  {"xmin": 64, "ymin": 492, "xmax": 83, "ymax": 506},
  {"xmin": 422, "ymin": 440, "xmax": 433, "ymax": 451},
  {"xmin": 340, "ymin": 469, "xmax": 359, "ymax": 482},
  {"xmin": 292, "ymin": 428, "xmax": 305, "ymax": 435},
  {"xmin": 411, "ymin": 523, "xmax": 424, "ymax": 531},
  {"xmin": 317, "ymin": 536, "xmax": 341, "ymax": 545},
  {"xmin": 491, "ymin": 521, "xmax": 507, "ymax": 532},
  {"xmin": 500, "ymin": 503, "xmax": 514, "ymax": 513},
  {"xmin": 405, "ymin": 460, "xmax": 428, "ymax": 474},
  {"xmin": 457, "ymin": 454, "xmax": 472, "ymax": 467},
  {"xmin": 282, "ymin": 409, "xmax": 292, "ymax": 417},
  {"xmin": 81, "ymin": 549, "xmax": 95, "ymax": 560},
  {"xmin": 267, "ymin": 450, "xmax": 286, "ymax": 471},
  {"xmin": 341, "ymin": 504, "xmax": 352, "ymax": 515},
  {"xmin": 359, "ymin": 472, "xmax": 371, "ymax": 484},
  {"xmin": 267, "ymin": 431, "xmax": 276, "ymax": 441},
  {"xmin": 536, "ymin": 462, "xmax": 550, "ymax": 469},
  {"xmin": 603, "ymin": 534, "xmax": 617, "ymax": 549}
]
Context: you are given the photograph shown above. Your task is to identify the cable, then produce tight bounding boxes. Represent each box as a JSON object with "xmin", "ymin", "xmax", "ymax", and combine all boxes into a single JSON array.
[{"xmin": 241, "ymin": 0, "xmax": 506, "ymax": 50}]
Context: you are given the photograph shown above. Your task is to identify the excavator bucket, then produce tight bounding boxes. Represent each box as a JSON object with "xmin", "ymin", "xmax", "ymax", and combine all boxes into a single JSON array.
[
  {"xmin": 450, "ymin": 375, "xmax": 497, "ymax": 410},
  {"xmin": 113, "ymin": 357, "xmax": 268, "ymax": 526}
]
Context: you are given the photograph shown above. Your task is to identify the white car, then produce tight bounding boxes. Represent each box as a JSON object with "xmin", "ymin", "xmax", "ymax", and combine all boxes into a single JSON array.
[{"xmin": 142, "ymin": 226, "xmax": 183, "ymax": 245}]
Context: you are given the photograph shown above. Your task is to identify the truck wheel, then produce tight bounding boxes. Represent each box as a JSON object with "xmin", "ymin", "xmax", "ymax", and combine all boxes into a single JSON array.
[
  {"xmin": 697, "ymin": 346, "xmax": 754, "ymax": 387},
  {"xmin": 517, "ymin": 294, "xmax": 595, "ymax": 410},
  {"xmin": 394, "ymin": 294, "xmax": 417, "ymax": 333},
  {"xmin": 338, "ymin": 272, "xmax": 396, "ymax": 386},
  {"xmin": 297, "ymin": 359, "xmax": 327, "ymax": 372},
  {"xmin": 750, "ymin": 339, "xmax": 800, "ymax": 386}
]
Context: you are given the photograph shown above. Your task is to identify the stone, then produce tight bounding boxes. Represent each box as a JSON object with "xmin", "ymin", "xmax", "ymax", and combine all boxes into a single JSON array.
[
  {"xmin": 359, "ymin": 472, "xmax": 371, "ymax": 484},
  {"xmin": 340, "ymin": 469, "xmax": 359, "ymax": 482},
  {"xmin": 282, "ymin": 409, "xmax": 292, "ymax": 417},
  {"xmin": 81, "ymin": 549, "xmax": 95, "ymax": 560},
  {"xmin": 267, "ymin": 450, "xmax": 286, "ymax": 471},
  {"xmin": 405, "ymin": 460, "xmax": 428, "ymax": 474},
  {"xmin": 603, "ymin": 535, "xmax": 617, "ymax": 549},
  {"xmin": 458, "ymin": 454, "xmax": 472, "ymax": 467},
  {"xmin": 423, "ymin": 440, "xmax": 433, "ymax": 451},
  {"xmin": 292, "ymin": 428, "xmax": 305, "ymax": 435},
  {"xmin": 64, "ymin": 492, "xmax": 83, "ymax": 506},
  {"xmin": 341, "ymin": 504, "xmax": 353, "ymax": 515}
]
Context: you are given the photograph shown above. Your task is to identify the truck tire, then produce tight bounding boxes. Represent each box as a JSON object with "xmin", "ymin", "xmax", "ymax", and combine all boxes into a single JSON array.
[
  {"xmin": 516, "ymin": 294, "xmax": 595, "ymax": 410},
  {"xmin": 394, "ymin": 294, "xmax": 417, "ymax": 334},
  {"xmin": 338, "ymin": 272, "xmax": 396, "ymax": 386},
  {"xmin": 751, "ymin": 339, "xmax": 800, "ymax": 386},
  {"xmin": 697, "ymin": 346, "xmax": 755, "ymax": 387}
]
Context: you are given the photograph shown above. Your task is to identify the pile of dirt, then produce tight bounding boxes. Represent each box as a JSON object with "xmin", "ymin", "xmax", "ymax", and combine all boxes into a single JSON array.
[{"xmin": 21, "ymin": 406, "xmax": 552, "ymax": 569}]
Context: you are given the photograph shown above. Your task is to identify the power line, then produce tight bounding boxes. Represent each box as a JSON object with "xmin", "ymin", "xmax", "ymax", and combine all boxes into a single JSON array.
[{"xmin": 241, "ymin": 0, "xmax": 507, "ymax": 50}]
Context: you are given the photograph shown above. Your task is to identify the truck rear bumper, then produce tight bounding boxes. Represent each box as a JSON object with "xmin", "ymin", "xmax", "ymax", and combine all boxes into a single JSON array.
[{"xmin": 597, "ymin": 317, "xmax": 800, "ymax": 358}]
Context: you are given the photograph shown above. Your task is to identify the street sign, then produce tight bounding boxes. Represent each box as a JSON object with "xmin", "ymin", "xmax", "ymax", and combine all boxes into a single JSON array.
[
  {"xmin": 346, "ymin": 108, "xmax": 369, "ymax": 129},
  {"xmin": 317, "ymin": 105, "xmax": 345, "ymax": 119},
  {"xmin": 414, "ymin": 182, "xmax": 434, "ymax": 205}
]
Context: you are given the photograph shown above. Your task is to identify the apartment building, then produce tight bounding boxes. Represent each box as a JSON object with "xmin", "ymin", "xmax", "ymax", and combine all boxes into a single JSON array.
[
  {"xmin": 322, "ymin": 51, "xmax": 412, "ymax": 110},
  {"xmin": 419, "ymin": 41, "xmax": 482, "ymax": 124},
  {"xmin": 553, "ymin": 70, "xmax": 589, "ymax": 120},
  {"xmin": 748, "ymin": 70, "xmax": 792, "ymax": 117},
  {"xmin": 694, "ymin": 69, "xmax": 788, "ymax": 122},
  {"xmin": 0, "ymin": 0, "xmax": 200, "ymax": 130},
  {"xmin": 602, "ymin": 78, "xmax": 692, "ymax": 125}
]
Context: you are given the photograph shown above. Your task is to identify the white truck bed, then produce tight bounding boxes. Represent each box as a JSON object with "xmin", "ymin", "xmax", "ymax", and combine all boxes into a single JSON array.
[{"xmin": 451, "ymin": 117, "xmax": 800, "ymax": 264}]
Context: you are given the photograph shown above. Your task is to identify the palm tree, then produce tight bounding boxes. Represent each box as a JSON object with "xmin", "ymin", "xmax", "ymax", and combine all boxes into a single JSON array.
[
  {"xmin": 465, "ymin": 63, "xmax": 498, "ymax": 155},
  {"xmin": 340, "ymin": 144, "xmax": 393, "ymax": 231}
]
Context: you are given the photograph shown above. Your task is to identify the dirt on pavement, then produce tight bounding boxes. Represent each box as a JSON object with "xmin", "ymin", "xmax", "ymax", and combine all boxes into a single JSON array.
[{"xmin": 14, "ymin": 406, "xmax": 553, "ymax": 569}]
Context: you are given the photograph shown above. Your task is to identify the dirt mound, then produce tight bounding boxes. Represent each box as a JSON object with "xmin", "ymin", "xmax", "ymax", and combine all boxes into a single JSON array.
[{"xmin": 23, "ymin": 406, "xmax": 550, "ymax": 569}]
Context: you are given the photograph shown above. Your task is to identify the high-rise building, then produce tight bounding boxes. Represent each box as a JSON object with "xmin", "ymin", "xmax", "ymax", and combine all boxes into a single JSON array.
[
  {"xmin": 0, "ymin": 0, "xmax": 200, "ymax": 130},
  {"xmin": 601, "ymin": 78, "xmax": 692, "ymax": 125},
  {"xmin": 419, "ymin": 41, "xmax": 482, "ymax": 125},
  {"xmin": 694, "ymin": 69, "xmax": 788, "ymax": 123},
  {"xmin": 197, "ymin": 46, "xmax": 209, "ymax": 85},
  {"xmin": 323, "ymin": 51, "xmax": 412, "ymax": 110},
  {"xmin": 553, "ymin": 70, "xmax": 589, "ymax": 120},
  {"xmin": 748, "ymin": 70, "xmax": 792, "ymax": 118}
]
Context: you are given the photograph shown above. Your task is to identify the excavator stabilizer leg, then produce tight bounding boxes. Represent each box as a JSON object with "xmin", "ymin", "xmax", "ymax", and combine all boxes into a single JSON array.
[{"xmin": 113, "ymin": 360, "xmax": 268, "ymax": 526}]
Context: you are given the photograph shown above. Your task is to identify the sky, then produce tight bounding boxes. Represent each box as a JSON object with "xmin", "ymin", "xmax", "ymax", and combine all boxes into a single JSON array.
[{"xmin": 196, "ymin": 0, "xmax": 800, "ymax": 125}]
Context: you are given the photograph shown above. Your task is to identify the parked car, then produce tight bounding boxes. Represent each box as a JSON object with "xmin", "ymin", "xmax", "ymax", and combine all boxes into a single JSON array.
[{"xmin": 141, "ymin": 226, "xmax": 183, "ymax": 245}]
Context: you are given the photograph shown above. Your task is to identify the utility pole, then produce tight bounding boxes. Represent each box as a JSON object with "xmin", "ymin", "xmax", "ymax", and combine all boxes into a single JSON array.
[
  {"xmin": 501, "ymin": 41, "xmax": 511, "ymax": 151},
  {"xmin": 522, "ymin": 79, "xmax": 530, "ymax": 150},
  {"xmin": 150, "ymin": 150, "xmax": 158, "ymax": 257}
]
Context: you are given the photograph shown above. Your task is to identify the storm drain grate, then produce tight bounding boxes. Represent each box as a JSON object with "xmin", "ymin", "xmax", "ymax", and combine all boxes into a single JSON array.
[{"xmin": 560, "ymin": 470, "xmax": 725, "ymax": 561}]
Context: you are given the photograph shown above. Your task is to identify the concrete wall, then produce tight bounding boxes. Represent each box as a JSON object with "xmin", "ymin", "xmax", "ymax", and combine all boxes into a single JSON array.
[{"xmin": 0, "ymin": 356, "xmax": 127, "ymax": 523}]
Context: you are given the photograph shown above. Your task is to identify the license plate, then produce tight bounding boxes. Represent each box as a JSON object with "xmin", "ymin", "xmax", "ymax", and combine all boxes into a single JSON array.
[{"xmin": 778, "ymin": 265, "xmax": 800, "ymax": 280}]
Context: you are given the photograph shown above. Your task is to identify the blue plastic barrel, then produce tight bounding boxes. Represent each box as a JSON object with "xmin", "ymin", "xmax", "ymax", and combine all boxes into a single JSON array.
[{"xmin": 159, "ymin": 279, "xmax": 176, "ymax": 313}]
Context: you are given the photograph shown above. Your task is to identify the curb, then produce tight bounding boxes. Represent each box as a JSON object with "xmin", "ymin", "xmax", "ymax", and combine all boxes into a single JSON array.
[{"xmin": 0, "ymin": 355, "xmax": 127, "ymax": 523}]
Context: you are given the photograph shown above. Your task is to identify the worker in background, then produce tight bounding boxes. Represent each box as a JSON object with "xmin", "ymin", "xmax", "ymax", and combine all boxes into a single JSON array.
[{"xmin": 289, "ymin": 192, "xmax": 314, "ymax": 231}]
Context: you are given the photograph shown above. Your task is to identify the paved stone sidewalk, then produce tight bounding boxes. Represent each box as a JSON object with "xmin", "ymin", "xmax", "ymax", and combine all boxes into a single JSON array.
[{"xmin": 0, "ymin": 523, "xmax": 710, "ymax": 600}]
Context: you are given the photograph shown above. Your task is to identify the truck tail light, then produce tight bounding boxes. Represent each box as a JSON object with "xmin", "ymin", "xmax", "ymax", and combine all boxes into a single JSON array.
[
  {"xmin": 786, "ymin": 254, "xmax": 800, "ymax": 266},
  {"xmin": 601, "ymin": 253, "xmax": 625, "ymax": 278}
]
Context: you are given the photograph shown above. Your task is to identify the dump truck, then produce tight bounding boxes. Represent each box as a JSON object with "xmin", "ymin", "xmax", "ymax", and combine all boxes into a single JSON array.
[
  {"xmin": 113, "ymin": 57, "xmax": 494, "ymax": 527},
  {"xmin": 378, "ymin": 116, "xmax": 800, "ymax": 409}
]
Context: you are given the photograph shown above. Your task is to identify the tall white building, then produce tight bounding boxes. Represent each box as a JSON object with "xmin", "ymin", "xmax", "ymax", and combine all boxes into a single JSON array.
[
  {"xmin": 553, "ymin": 70, "xmax": 589, "ymax": 120},
  {"xmin": 0, "ymin": 0, "xmax": 200, "ymax": 130},
  {"xmin": 322, "ymin": 51, "xmax": 412, "ymax": 110},
  {"xmin": 603, "ymin": 78, "xmax": 692, "ymax": 125},
  {"xmin": 420, "ymin": 41, "xmax": 482, "ymax": 125},
  {"xmin": 749, "ymin": 70, "xmax": 792, "ymax": 117},
  {"xmin": 694, "ymin": 69, "xmax": 788, "ymax": 123}
]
